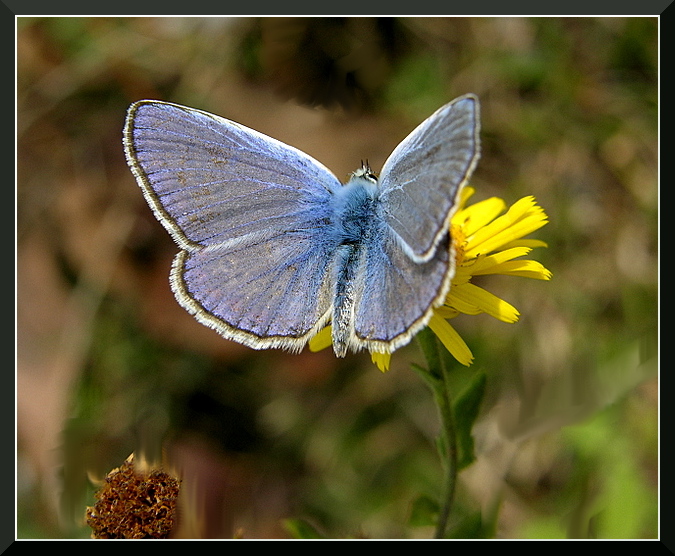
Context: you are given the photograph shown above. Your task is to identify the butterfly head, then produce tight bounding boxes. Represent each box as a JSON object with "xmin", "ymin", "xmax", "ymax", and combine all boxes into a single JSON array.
[{"xmin": 349, "ymin": 161, "xmax": 378, "ymax": 184}]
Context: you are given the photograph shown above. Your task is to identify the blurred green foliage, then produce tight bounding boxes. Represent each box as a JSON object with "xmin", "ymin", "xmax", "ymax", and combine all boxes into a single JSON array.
[{"xmin": 17, "ymin": 17, "xmax": 657, "ymax": 539}]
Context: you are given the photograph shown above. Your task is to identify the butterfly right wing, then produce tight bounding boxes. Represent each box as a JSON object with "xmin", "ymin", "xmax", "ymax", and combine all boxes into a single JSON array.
[
  {"xmin": 124, "ymin": 100, "xmax": 342, "ymax": 350},
  {"xmin": 348, "ymin": 96, "xmax": 479, "ymax": 353}
]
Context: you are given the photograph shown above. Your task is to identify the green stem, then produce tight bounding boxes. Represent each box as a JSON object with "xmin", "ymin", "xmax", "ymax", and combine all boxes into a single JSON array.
[
  {"xmin": 416, "ymin": 328, "xmax": 458, "ymax": 539},
  {"xmin": 435, "ymin": 358, "xmax": 458, "ymax": 539}
]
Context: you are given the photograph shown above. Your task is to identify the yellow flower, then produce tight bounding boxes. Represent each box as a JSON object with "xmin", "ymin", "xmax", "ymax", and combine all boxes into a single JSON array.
[
  {"xmin": 310, "ymin": 188, "xmax": 551, "ymax": 372},
  {"xmin": 423, "ymin": 187, "xmax": 551, "ymax": 369}
]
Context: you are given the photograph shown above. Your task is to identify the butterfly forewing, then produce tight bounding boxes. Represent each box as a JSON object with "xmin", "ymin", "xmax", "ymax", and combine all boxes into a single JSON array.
[
  {"xmin": 377, "ymin": 94, "xmax": 480, "ymax": 263},
  {"xmin": 125, "ymin": 101, "xmax": 341, "ymax": 251}
]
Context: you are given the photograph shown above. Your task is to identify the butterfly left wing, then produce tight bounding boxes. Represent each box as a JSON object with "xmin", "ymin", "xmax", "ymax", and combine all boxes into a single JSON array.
[
  {"xmin": 124, "ymin": 100, "xmax": 342, "ymax": 351},
  {"xmin": 171, "ymin": 228, "xmax": 338, "ymax": 351}
]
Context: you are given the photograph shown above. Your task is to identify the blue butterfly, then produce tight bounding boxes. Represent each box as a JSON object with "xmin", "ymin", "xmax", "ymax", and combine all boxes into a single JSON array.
[{"xmin": 124, "ymin": 95, "xmax": 480, "ymax": 357}]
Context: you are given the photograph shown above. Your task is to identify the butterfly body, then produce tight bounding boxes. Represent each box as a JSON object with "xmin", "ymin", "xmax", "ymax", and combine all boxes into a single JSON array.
[{"xmin": 124, "ymin": 95, "xmax": 480, "ymax": 357}]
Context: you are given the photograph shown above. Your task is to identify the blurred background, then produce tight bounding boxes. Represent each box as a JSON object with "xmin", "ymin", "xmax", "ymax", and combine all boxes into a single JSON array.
[{"xmin": 17, "ymin": 17, "xmax": 657, "ymax": 539}]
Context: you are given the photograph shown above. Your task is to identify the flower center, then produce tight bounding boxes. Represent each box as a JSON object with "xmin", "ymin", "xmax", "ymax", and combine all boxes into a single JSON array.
[{"xmin": 450, "ymin": 223, "xmax": 467, "ymax": 266}]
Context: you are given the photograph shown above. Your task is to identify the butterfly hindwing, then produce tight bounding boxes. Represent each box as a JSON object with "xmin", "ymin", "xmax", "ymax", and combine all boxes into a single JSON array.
[
  {"xmin": 171, "ymin": 228, "xmax": 338, "ymax": 350},
  {"xmin": 350, "ymin": 211, "xmax": 453, "ymax": 354}
]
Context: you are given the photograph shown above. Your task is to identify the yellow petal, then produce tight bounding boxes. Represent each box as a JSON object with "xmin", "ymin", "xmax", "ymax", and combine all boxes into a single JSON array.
[
  {"xmin": 308, "ymin": 325, "xmax": 333, "ymax": 352},
  {"xmin": 464, "ymin": 217, "xmax": 547, "ymax": 259},
  {"xmin": 450, "ymin": 264, "xmax": 473, "ymax": 285},
  {"xmin": 500, "ymin": 238, "xmax": 548, "ymax": 250},
  {"xmin": 454, "ymin": 197, "xmax": 507, "ymax": 237},
  {"xmin": 449, "ymin": 282, "xmax": 520, "ymax": 323},
  {"xmin": 428, "ymin": 314, "xmax": 474, "ymax": 366},
  {"xmin": 444, "ymin": 288, "xmax": 484, "ymax": 314},
  {"xmin": 456, "ymin": 186, "xmax": 476, "ymax": 210},
  {"xmin": 480, "ymin": 260, "xmax": 552, "ymax": 280},
  {"xmin": 433, "ymin": 306, "xmax": 461, "ymax": 319},
  {"xmin": 469, "ymin": 247, "xmax": 533, "ymax": 274},
  {"xmin": 464, "ymin": 197, "xmax": 548, "ymax": 259},
  {"xmin": 370, "ymin": 351, "xmax": 391, "ymax": 372}
]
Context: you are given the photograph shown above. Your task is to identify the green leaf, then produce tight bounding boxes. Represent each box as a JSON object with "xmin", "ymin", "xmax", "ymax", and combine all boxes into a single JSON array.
[
  {"xmin": 409, "ymin": 495, "xmax": 440, "ymax": 527},
  {"xmin": 452, "ymin": 371, "xmax": 486, "ymax": 471},
  {"xmin": 446, "ymin": 511, "xmax": 486, "ymax": 539},
  {"xmin": 410, "ymin": 362, "xmax": 441, "ymax": 392},
  {"xmin": 283, "ymin": 518, "xmax": 325, "ymax": 539}
]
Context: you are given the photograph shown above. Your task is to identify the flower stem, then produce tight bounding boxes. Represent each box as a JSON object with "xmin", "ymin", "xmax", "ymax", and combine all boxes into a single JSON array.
[
  {"xmin": 416, "ymin": 328, "xmax": 458, "ymax": 539},
  {"xmin": 435, "ymin": 361, "xmax": 458, "ymax": 539}
]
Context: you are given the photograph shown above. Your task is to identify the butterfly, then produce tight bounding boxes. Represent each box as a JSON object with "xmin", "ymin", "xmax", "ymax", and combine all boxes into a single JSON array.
[{"xmin": 123, "ymin": 94, "xmax": 480, "ymax": 357}]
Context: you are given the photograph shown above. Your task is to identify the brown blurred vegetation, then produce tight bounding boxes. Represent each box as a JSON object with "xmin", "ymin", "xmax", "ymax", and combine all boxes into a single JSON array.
[{"xmin": 17, "ymin": 17, "xmax": 657, "ymax": 538}]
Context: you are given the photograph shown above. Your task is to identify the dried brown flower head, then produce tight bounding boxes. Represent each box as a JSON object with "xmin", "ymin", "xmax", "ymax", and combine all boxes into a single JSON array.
[{"xmin": 86, "ymin": 454, "xmax": 181, "ymax": 539}]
